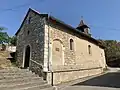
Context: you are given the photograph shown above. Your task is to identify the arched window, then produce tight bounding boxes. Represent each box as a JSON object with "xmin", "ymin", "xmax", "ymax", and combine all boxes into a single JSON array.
[
  {"xmin": 70, "ymin": 39, "xmax": 74, "ymax": 50},
  {"xmin": 88, "ymin": 45, "xmax": 91, "ymax": 55}
]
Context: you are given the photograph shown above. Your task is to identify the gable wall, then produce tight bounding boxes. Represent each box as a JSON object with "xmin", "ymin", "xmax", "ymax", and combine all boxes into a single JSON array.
[{"xmin": 16, "ymin": 10, "xmax": 45, "ymax": 76}]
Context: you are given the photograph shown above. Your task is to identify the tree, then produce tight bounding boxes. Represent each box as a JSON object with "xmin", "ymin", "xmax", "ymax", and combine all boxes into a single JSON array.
[
  {"xmin": 0, "ymin": 27, "xmax": 9, "ymax": 44},
  {"xmin": 98, "ymin": 39, "xmax": 120, "ymax": 67},
  {"xmin": 9, "ymin": 36, "xmax": 17, "ymax": 46}
]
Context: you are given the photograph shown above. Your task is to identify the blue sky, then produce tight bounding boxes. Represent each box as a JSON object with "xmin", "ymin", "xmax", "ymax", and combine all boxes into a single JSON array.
[{"xmin": 0, "ymin": 0, "xmax": 120, "ymax": 40}]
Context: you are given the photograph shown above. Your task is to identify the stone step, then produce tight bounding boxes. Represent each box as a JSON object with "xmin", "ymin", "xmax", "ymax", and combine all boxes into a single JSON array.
[
  {"xmin": 0, "ymin": 74, "xmax": 38, "ymax": 80},
  {"xmin": 21, "ymin": 84, "xmax": 52, "ymax": 90},
  {"xmin": 0, "ymin": 76, "xmax": 42, "ymax": 82},
  {"xmin": 0, "ymin": 80, "xmax": 48, "ymax": 90},
  {"xmin": 0, "ymin": 73, "xmax": 38, "ymax": 77},
  {"xmin": 0, "ymin": 71, "xmax": 34, "ymax": 76},
  {"xmin": 0, "ymin": 72, "xmax": 38, "ymax": 77},
  {"xmin": 0, "ymin": 79, "xmax": 46, "ymax": 87},
  {"xmin": 0, "ymin": 77, "xmax": 43, "ymax": 85},
  {"xmin": 0, "ymin": 68, "xmax": 51, "ymax": 90},
  {"xmin": 0, "ymin": 69, "xmax": 29, "ymax": 73}
]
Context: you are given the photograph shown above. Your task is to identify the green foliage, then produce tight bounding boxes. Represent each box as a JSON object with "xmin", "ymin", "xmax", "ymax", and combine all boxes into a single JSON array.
[
  {"xmin": 9, "ymin": 36, "xmax": 17, "ymax": 46},
  {"xmin": 0, "ymin": 27, "xmax": 9, "ymax": 44},
  {"xmin": 98, "ymin": 40, "xmax": 120, "ymax": 65},
  {"xmin": 0, "ymin": 27, "xmax": 6, "ymax": 31}
]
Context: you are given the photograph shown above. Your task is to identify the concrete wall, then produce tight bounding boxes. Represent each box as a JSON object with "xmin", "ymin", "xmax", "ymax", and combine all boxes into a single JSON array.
[
  {"xmin": 46, "ymin": 22, "xmax": 106, "ymax": 85},
  {"xmin": 16, "ymin": 10, "xmax": 45, "ymax": 76}
]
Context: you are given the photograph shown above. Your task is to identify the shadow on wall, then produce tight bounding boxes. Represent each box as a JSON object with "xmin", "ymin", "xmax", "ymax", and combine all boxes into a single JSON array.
[{"xmin": 72, "ymin": 72, "xmax": 120, "ymax": 88}]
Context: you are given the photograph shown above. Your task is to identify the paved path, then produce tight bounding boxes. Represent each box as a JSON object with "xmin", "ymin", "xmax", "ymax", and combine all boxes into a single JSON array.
[
  {"xmin": 62, "ymin": 86, "xmax": 118, "ymax": 90},
  {"xmin": 61, "ymin": 68, "xmax": 120, "ymax": 90},
  {"xmin": 107, "ymin": 67, "xmax": 120, "ymax": 72}
]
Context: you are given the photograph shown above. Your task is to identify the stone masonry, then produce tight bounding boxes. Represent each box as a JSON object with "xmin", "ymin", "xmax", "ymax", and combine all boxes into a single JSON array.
[
  {"xmin": 45, "ymin": 21, "xmax": 106, "ymax": 84},
  {"xmin": 15, "ymin": 8, "xmax": 106, "ymax": 85},
  {"xmin": 16, "ymin": 9, "xmax": 46, "ymax": 77}
]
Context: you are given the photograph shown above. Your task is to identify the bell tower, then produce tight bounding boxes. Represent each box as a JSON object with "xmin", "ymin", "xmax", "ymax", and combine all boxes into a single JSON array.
[{"xmin": 76, "ymin": 19, "xmax": 91, "ymax": 36}]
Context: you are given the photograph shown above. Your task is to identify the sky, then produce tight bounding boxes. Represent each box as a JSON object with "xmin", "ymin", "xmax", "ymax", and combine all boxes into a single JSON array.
[{"xmin": 0, "ymin": 0, "xmax": 120, "ymax": 40}]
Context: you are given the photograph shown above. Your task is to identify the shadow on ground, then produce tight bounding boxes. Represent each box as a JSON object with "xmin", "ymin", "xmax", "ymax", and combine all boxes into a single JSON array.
[
  {"xmin": 73, "ymin": 72, "xmax": 120, "ymax": 88},
  {"xmin": 7, "ymin": 57, "xmax": 15, "ymax": 63}
]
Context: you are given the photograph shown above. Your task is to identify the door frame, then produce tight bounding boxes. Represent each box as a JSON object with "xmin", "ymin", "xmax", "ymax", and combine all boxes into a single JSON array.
[{"xmin": 22, "ymin": 44, "xmax": 32, "ymax": 68}]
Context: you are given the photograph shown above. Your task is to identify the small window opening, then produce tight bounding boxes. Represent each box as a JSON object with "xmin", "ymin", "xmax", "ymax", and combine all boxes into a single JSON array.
[
  {"xmin": 27, "ymin": 30, "xmax": 30, "ymax": 35},
  {"xmin": 27, "ymin": 17, "xmax": 32, "ymax": 24},
  {"xmin": 70, "ymin": 39, "xmax": 74, "ymax": 50},
  {"xmin": 88, "ymin": 45, "xmax": 91, "ymax": 55}
]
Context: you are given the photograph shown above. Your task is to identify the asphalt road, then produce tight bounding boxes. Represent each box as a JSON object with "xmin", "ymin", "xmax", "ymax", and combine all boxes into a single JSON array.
[{"xmin": 62, "ymin": 68, "xmax": 120, "ymax": 90}]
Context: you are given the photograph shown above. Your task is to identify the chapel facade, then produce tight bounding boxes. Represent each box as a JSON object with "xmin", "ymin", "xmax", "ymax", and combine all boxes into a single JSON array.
[{"xmin": 15, "ymin": 8, "xmax": 106, "ymax": 85}]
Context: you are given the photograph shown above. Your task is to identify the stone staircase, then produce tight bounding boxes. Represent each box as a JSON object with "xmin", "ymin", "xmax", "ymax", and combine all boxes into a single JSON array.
[{"xmin": 0, "ymin": 68, "xmax": 52, "ymax": 90}]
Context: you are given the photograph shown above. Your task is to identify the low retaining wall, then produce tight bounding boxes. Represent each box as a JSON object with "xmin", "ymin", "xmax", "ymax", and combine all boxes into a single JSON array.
[
  {"xmin": 47, "ymin": 67, "xmax": 103, "ymax": 85},
  {"xmin": 29, "ymin": 60, "xmax": 44, "ymax": 77}
]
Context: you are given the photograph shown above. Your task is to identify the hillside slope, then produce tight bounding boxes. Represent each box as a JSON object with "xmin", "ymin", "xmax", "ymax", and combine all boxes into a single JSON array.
[{"xmin": 0, "ymin": 51, "xmax": 15, "ymax": 69}]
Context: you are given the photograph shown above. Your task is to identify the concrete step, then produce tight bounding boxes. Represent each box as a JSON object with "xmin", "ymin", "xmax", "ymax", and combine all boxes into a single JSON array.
[{"xmin": 0, "ymin": 80, "xmax": 47, "ymax": 90}]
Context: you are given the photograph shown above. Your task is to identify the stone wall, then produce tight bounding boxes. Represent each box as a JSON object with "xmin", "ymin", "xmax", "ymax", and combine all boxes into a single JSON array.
[
  {"xmin": 16, "ymin": 10, "xmax": 45, "ymax": 76},
  {"xmin": 16, "ymin": 9, "xmax": 106, "ymax": 85},
  {"xmin": 46, "ymin": 22, "xmax": 106, "ymax": 85},
  {"xmin": 48, "ymin": 68, "xmax": 102, "ymax": 85}
]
